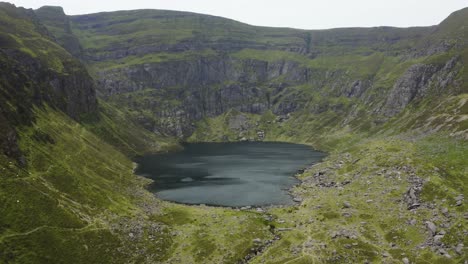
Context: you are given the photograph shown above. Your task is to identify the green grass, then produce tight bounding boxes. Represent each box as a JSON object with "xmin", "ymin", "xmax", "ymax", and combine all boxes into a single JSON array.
[
  {"xmin": 92, "ymin": 49, "xmax": 218, "ymax": 70},
  {"xmin": 69, "ymin": 9, "xmax": 304, "ymax": 53},
  {"xmin": 152, "ymin": 203, "xmax": 274, "ymax": 263},
  {"xmin": 232, "ymin": 49, "xmax": 386, "ymax": 78},
  {"xmin": 81, "ymin": 100, "xmax": 180, "ymax": 156},
  {"xmin": 0, "ymin": 3, "xmax": 79, "ymax": 73}
]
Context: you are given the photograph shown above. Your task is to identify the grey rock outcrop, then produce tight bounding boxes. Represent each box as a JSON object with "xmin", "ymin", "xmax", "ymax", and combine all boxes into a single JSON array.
[{"xmin": 381, "ymin": 56, "xmax": 460, "ymax": 116}]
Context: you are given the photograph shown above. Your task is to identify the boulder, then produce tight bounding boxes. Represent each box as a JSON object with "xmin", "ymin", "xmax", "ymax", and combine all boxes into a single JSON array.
[
  {"xmin": 441, "ymin": 207, "xmax": 449, "ymax": 217},
  {"xmin": 434, "ymin": 235, "xmax": 444, "ymax": 244},
  {"xmin": 293, "ymin": 197, "xmax": 303, "ymax": 203}
]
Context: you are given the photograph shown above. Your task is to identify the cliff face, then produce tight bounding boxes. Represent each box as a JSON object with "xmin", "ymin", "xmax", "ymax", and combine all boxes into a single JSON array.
[
  {"xmin": 57, "ymin": 8, "xmax": 468, "ymax": 138},
  {"xmin": 0, "ymin": 3, "xmax": 97, "ymax": 162},
  {"xmin": 381, "ymin": 56, "xmax": 461, "ymax": 117},
  {"xmin": 93, "ymin": 52, "xmax": 464, "ymax": 137},
  {"xmin": 96, "ymin": 57, "xmax": 305, "ymax": 136}
]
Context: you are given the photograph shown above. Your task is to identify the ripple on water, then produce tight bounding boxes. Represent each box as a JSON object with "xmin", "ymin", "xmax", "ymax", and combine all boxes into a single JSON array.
[{"xmin": 135, "ymin": 142, "xmax": 325, "ymax": 207}]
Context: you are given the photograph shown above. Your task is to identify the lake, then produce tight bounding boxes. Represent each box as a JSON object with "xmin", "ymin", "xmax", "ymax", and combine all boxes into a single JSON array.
[{"xmin": 135, "ymin": 142, "xmax": 325, "ymax": 207}]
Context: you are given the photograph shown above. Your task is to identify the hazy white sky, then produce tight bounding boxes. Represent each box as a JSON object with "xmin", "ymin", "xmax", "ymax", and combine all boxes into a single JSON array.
[{"xmin": 6, "ymin": 0, "xmax": 468, "ymax": 29}]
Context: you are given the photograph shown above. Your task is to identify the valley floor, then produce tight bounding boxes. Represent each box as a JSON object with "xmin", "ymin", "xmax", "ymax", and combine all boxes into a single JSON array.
[{"xmin": 149, "ymin": 133, "xmax": 467, "ymax": 264}]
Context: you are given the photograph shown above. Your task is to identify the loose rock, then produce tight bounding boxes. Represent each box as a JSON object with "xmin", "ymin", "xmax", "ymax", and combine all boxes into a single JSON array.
[
  {"xmin": 441, "ymin": 207, "xmax": 449, "ymax": 217},
  {"xmin": 455, "ymin": 243, "xmax": 464, "ymax": 255},
  {"xmin": 455, "ymin": 194, "xmax": 464, "ymax": 201},
  {"xmin": 425, "ymin": 221, "xmax": 437, "ymax": 236},
  {"xmin": 434, "ymin": 235, "xmax": 444, "ymax": 244},
  {"xmin": 293, "ymin": 197, "xmax": 303, "ymax": 203}
]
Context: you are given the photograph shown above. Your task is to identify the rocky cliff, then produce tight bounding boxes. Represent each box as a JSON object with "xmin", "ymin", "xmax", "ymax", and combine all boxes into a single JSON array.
[{"xmin": 57, "ymin": 8, "xmax": 468, "ymax": 138}]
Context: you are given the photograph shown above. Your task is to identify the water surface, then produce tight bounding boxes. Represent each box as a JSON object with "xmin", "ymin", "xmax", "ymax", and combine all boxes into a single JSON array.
[{"xmin": 135, "ymin": 142, "xmax": 325, "ymax": 207}]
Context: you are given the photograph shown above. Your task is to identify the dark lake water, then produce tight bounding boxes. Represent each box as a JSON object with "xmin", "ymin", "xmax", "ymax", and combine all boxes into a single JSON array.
[{"xmin": 135, "ymin": 142, "xmax": 325, "ymax": 207}]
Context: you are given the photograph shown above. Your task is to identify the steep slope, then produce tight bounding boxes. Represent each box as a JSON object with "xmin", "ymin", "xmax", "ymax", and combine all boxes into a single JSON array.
[
  {"xmin": 0, "ymin": 2, "xmax": 96, "ymax": 163},
  {"xmin": 65, "ymin": 8, "xmax": 467, "ymax": 139},
  {"xmin": 0, "ymin": 3, "xmax": 169, "ymax": 161},
  {"xmin": 34, "ymin": 6, "xmax": 84, "ymax": 59},
  {"xmin": 0, "ymin": 3, "xmax": 157, "ymax": 262}
]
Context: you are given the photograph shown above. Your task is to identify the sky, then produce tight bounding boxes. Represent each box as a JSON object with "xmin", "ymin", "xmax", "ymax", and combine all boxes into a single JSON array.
[{"xmin": 6, "ymin": 0, "xmax": 468, "ymax": 29}]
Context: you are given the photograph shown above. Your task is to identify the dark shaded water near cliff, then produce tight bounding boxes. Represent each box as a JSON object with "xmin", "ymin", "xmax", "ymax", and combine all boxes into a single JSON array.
[{"xmin": 135, "ymin": 142, "xmax": 325, "ymax": 207}]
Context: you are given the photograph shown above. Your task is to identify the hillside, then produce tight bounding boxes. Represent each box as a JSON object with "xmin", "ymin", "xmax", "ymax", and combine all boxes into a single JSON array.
[
  {"xmin": 0, "ymin": 2, "xmax": 162, "ymax": 262},
  {"xmin": 0, "ymin": 2, "xmax": 466, "ymax": 263}
]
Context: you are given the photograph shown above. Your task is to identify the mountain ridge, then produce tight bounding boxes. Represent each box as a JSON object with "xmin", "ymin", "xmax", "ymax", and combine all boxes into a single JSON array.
[{"xmin": 51, "ymin": 5, "xmax": 467, "ymax": 139}]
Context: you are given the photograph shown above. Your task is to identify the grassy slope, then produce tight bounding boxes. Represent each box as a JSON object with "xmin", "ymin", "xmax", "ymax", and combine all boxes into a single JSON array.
[
  {"xmin": 69, "ymin": 8, "xmax": 431, "ymax": 71},
  {"xmin": 0, "ymin": 107, "xmax": 164, "ymax": 263},
  {"xmin": 0, "ymin": 3, "xmax": 76, "ymax": 73},
  {"xmin": 70, "ymin": 9, "xmax": 304, "ymax": 52},
  {"xmin": 81, "ymin": 100, "xmax": 180, "ymax": 156},
  {"xmin": 34, "ymin": 6, "xmax": 83, "ymax": 58}
]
